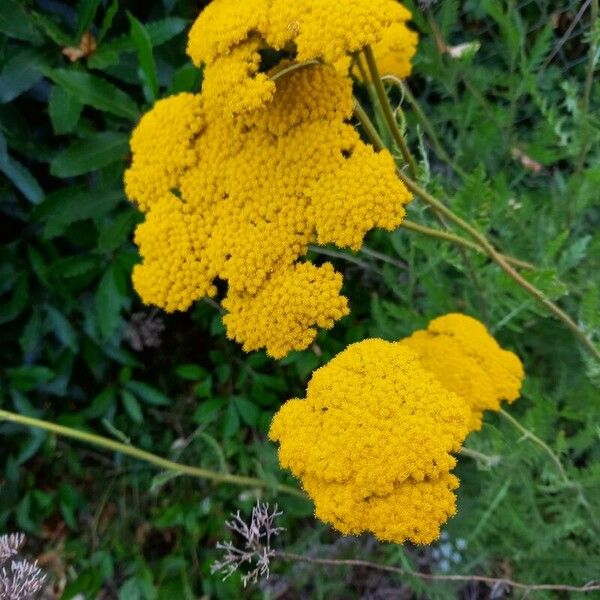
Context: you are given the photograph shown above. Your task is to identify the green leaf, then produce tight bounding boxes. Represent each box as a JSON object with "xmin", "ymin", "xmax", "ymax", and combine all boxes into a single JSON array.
[
  {"xmin": 233, "ymin": 396, "xmax": 260, "ymax": 427},
  {"xmin": 0, "ymin": 48, "xmax": 46, "ymax": 103},
  {"xmin": 45, "ymin": 305, "xmax": 78, "ymax": 352},
  {"xmin": 193, "ymin": 397, "xmax": 223, "ymax": 424},
  {"xmin": 222, "ymin": 402, "xmax": 240, "ymax": 438},
  {"xmin": 98, "ymin": 0, "xmax": 119, "ymax": 43},
  {"xmin": 0, "ymin": 0, "xmax": 44, "ymax": 44},
  {"xmin": 76, "ymin": 0, "xmax": 102, "ymax": 40},
  {"xmin": 48, "ymin": 86, "xmax": 83, "ymax": 135},
  {"xmin": 8, "ymin": 366, "xmax": 54, "ymax": 392},
  {"xmin": 50, "ymin": 132, "xmax": 129, "ymax": 178},
  {"xmin": 121, "ymin": 390, "xmax": 143, "ymax": 424},
  {"xmin": 125, "ymin": 381, "xmax": 171, "ymax": 406},
  {"xmin": 100, "ymin": 17, "xmax": 188, "ymax": 54},
  {"xmin": 0, "ymin": 273, "xmax": 28, "ymax": 325},
  {"xmin": 44, "ymin": 68, "xmax": 139, "ymax": 121},
  {"xmin": 127, "ymin": 13, "xmax": 159, "ymax": 103},
  {"xmin": 0, "ymin": 155, "xmax": 44, "ymax": 204},
  {"xmin": 95, "ymin": 264, "xmax": 123, "ymax": 339},
  {"xmin": 169, "ymin": 63, "xmax": 201, "ymax": 94},
  {"xmin": 175, "ymin": 364, "xmax": 207, "ymax": 380},
  {"xmin": 34, "ymin": 186, "xmax": 124, "ymax": 238},
  {"xmin": 97, "ymin": 209, "xmax": 141, "ymax": 254}
]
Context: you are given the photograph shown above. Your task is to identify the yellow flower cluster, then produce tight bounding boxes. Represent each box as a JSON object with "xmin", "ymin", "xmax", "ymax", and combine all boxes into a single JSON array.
[
  {"xmin": 125, "ymin": 0, "xmax": 416, "ymax": 358},
  {"xmin": 187, "ymin": 0, "xmax": 417, "ymax": 116},
  {"xmin": 269, "ymin": 339, "xmax": 471, "ymax": 544},
  {"xmin": 401, "ymin": 313, "xmax": 525, "ymax": 430},
  {"xmin": 269, "ymin": 313, "xmax": 524, "ymax": 543},
  {"xmin": 371, "ymin": 21, "xmax": 419, "ymax": 78}
]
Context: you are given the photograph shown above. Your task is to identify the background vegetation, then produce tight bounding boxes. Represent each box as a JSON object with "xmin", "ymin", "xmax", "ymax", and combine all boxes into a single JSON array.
[{"xmin": 1, "ymin": 0, "xmax": 599, "ymax": 597}]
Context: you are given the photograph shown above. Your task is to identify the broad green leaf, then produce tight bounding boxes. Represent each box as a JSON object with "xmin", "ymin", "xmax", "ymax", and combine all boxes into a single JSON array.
[
  {"xmin": 222, "ymin": 402, "xmax": 240, "ymax": 437},
  {"xmin": 8, "ymin": 365, "xmax": 54, "ymax": 392},
  {"xmin": 29, "ymin": 10, "xmax": 71, "ymax": 45},
  {"xmin": 48, "ymin": 86, "xmax": 83, "ymax": 135},
  {"xmin": 233, "ymin": 396, "xmax": 260, "ymax": 427},
  {"xmin": 98, "ymin": 17, "xmax": 187, "ymax": 54},
  {"xmin": 44, "ymin": 68, "xmax": 139, "ymax": 121},
  {"xmin": 175, "ymin": 364, "xmax": 207, "ymax": 380},
  {"xmin": 76, "ymin": 0, "xmax": 102, "ymax": 40},
  {"xmin": 95, "ymin": 264, "xmax": 123, "ymax": 339},
  {"xmin": 98, "ymin": 0, "xmax": 119, "ymax": 43},
  {"xmin": 50, "ymin": 132, "xmax": 129, "ymax": 178},
  {"xmin": 0, "ymin": 0, "xmax": 43, "ymax": 44},
  {"xmin": 125, "ymin": 381, "xmax": 171, "ymax": 406},
  {"xmin": 121, "ymin": 390, "xmax": 143, "ymax": 424},
  {"xmin": 127, "ymin": 13, "xmax": 159, "ymax": 103},
  {"xmin": 97, "ymin": 209, "xmax": 141, "ymax": 254},
  {"xmin": 45, "ymin": 305, "xmax": 78, "ymax": 352},
  {"xmin": 0, "ymin": 273, "xmax": 29, "ymax": 325},
  {"xmin": 0, "ymin": 155, "xmax": 44, "ymax": 204},
  {"xmin": 169, "ymin": 63, "xmax": 201, "ymax": 94},
  {"xmin": 34, "ymin": 186, "xmax": 124, "ymax": 238},
  {"xmin": 0, "ymin": 48, "xmax": 46, "ymax": 103}
]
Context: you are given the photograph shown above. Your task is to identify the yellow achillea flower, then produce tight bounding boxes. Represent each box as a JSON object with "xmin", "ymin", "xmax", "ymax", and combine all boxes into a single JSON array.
[
  {"xmin": 126, "ymin": 62, "xmax": 411, "ymax": 358},
  {"xmin": 186, "ymin": 0, "xmax": 417, "ymax": 117},
  {"xmin": 400, "ymin": 313, "xmax": 525, "ymax": 431},
  {"xmin": 371, "ymin": 21, "xmax": 419, "ymax": 78},
  {"xmin": 269, "ymin": 339, "xmax": 471, "ymax": 544}
]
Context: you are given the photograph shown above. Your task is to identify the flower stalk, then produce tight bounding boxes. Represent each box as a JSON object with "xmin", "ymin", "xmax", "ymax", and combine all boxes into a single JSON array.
[
  {"xmin": 0, "ymin": 409, "xmax": 305, "ymax": 499},
  {"xmin": 362, "ymin": 45, "xmax": 418, "ymax": 178}
]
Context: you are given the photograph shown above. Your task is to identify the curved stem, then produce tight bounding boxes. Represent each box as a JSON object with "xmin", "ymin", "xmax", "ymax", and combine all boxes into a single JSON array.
[
  {"xmin": 400, "ymin": 220, "xmax": 535, "ymax": 270},
  {"xmin": 499, "ymin": 409, "xmax": 568, "ymax": 482},
  {"xmin": 460, "ymin": 446, "xmax": 502, "ymax": 469},
  {"xmin": 500, "ymin": 408, "xmax": 599, "ymax": 529},
  {"xmin": 363, "ymin": 46, "xmax": 418, "ymax": 178},
  {"xmin": 276, "ymin": 552, "xmax": 600, "ymax": 593},
  {"xmin": 397, "ymin": 173, "xmax": 600, "ymax": 362},
  {"xmin": 0, "ymin": 409, "xmax": 305, "ymax": 499},
  {"xmin": 382, "ymin": 76, "xmax": 467, "ymax": 179}
]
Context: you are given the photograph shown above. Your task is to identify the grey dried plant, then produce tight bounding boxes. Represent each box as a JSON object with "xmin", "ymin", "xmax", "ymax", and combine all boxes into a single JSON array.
[
  {"xmin": 211, "ymin": 501, "xmax": 284, "ymax": 587},
  {"xmin": 0, "ymin": 533, "xmax": 46, "ymax": 600}
]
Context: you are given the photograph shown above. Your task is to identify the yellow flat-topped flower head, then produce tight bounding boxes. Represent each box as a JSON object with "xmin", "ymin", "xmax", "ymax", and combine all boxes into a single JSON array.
[
  {"xmin": 125, "ymin": 61, "xmax": 411, "ymax": 358},
  {"xmin": 269, "ymin": 339, "xmax": 471, "ymax": 543}
]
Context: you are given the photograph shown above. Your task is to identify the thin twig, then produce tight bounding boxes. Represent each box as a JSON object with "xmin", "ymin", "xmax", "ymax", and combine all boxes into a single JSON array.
[
  {"xmin": 276, "ymin": 552, "xmax": 600, "ymax": 593},
  {"xmin": 0, "ymin": 409, "xmax": 305, "ymax": 499}
]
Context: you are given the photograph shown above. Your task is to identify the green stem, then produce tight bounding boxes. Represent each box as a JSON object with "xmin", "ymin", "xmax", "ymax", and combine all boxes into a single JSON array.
[
  {"xmin": 383, "ymin": 76, "xmax": 467, "ymax": 179},
  {"xmin": 499, "ymin": 409, "xmax": 567, "ymax": 482},
  {"xmin": 0, "ymin": 409, "xmax": 305, "ymax": 499},
  {"xmin": 460, "ymin": 447, "xmax": 502, "ymax": 468},
  {"xmin": 500, "ymin": 408, "xmax": 600, "ymax": 529},
  {"xmin": 576, "ymin": 0, "xmax": 599, "ymax": 170},
  {"xmin": 397, "ymin": 173, "xmax": 600, "ymax": 363},
  {"xmin": 363, "ymin": 46, "xmax": 418, "ymax": 178},
  {"xmin": 400, "ymin": 220, "xmax": 534, "ymax": 271}
]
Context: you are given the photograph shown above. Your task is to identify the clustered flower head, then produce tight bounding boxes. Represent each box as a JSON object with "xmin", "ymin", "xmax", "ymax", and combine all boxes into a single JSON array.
[
  {"xmin": 269, "ymin": 314, "xmax": 524, "ymax": 544},
  {"xmin": 400, "ymin": 313, "xmax": 524, "ymax": 430},
  {"xmin": 125, "ymin": 0, "xmax": 417, "ymax": 358}
]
